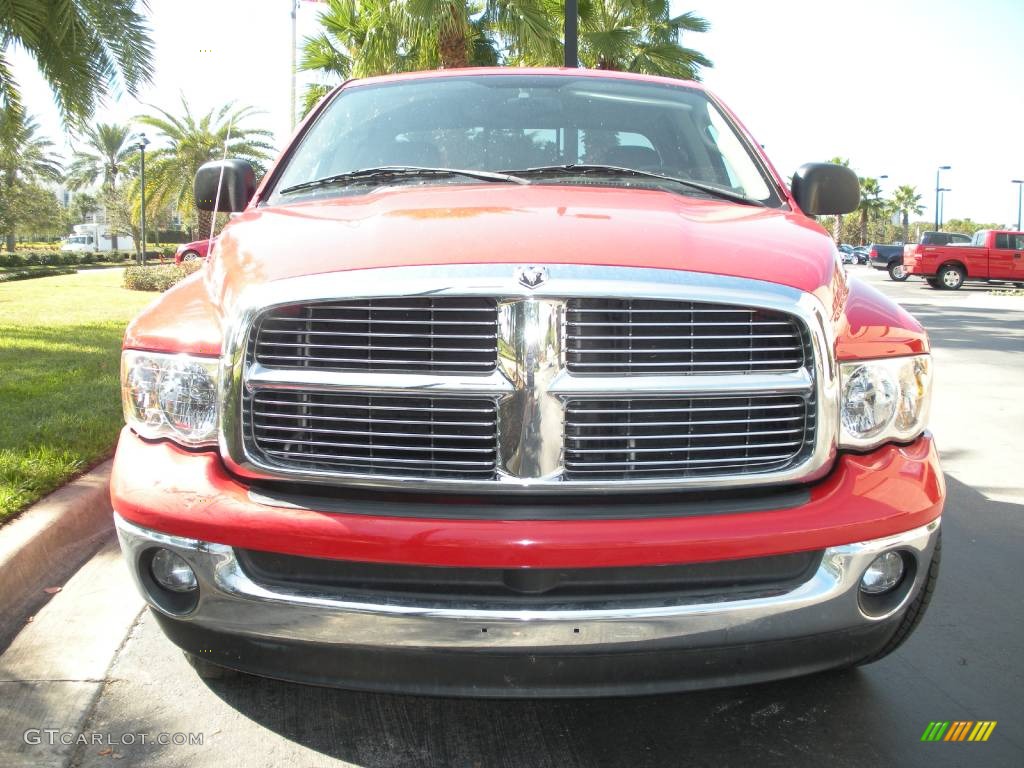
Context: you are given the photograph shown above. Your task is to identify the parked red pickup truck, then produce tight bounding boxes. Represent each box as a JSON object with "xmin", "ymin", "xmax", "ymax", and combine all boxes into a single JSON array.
[
  {"xmin": 904, "ymin": 229, "xmax": 1024, "ymax": 289},
  {"xmin": 113, "ymin": 68, "xmax": 943, "ymax": 697}
]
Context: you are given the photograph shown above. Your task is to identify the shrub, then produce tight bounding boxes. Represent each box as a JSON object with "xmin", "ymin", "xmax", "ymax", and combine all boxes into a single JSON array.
[{"xmin": 123, "ymin": 261, "xmax": 203, "ymax": 292}]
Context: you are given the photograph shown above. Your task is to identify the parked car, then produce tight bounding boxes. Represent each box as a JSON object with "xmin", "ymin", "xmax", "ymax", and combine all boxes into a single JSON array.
[
  {"xmin": 904, "ymin": 229, "xmax": 1024, "ymax": 289},
  {"xmin": 852, "ymin": 246, "xmax": 870, "ymax": 264},
  {"xmin": 869, "ymin": 243, "xmax": 909, "ymax": 280},
  {"xmin": 837, "ymin": 244, "xmax": 862, "ymax": 265},
  {"xmin": 113, "ymin": 68, "xmax": 942, "ymax": 697},
  {"xmin": 173, "ymin": 238, "xmax": 215, "ymax": 265}
]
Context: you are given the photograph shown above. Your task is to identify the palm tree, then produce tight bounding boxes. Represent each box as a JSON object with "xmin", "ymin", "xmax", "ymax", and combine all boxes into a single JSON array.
[
  {"xmin": 827, "ymin": 157, "xmax": 850, "ymax": 243},
  {"xmin": 135, "ymin": 99, "xmax": 275, "ymax": 238},
  {"xmin": 0, "ymin": 113, "xmax": 63, "ymax": 250},
  {"xmin": 66, "ymin": 124, "xmax": 136, "ymax": 191},
  {"xmin": 892, "ymin": 185, "xmax": 924, "ymax": 244},
  {"xmin": 298, "ymin": 0, "xmax": 424, "ymax": 115},
  {"xmin": 857, "ymin": 177, "xmax": 886, "ymax": 245},
  {"xmin": 299, "ymin": 2, "xmax": 714, "ymax": 115},
  {"xmin": 298, "ymin": 0, "xmax": 521, "ymax": 115},
  {"xmin": 574, "ymin": 2, "xmax": 712, "ymax": 79},
  {"xmin": 0, "ymin": 1, "xmax": 153, "ymax": 125},
  {"xmin": 66, "ymin": 123, "xmax": 137, "ymax": 250}
]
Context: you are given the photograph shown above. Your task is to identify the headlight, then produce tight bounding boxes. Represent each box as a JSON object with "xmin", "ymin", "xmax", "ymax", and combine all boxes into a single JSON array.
[
  {"xmin": 121, "ymin": 351, "xmax": 219, "ymax": 447},
  {"xmin": 839, "ymin": 355, "xmax": 932, "ymax": 450}
]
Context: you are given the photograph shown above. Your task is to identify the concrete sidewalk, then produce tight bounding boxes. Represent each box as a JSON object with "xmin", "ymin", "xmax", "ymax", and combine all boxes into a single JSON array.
[{"xmin": 0, "ymin": 541, "xmax": 143, "ymax": 768}]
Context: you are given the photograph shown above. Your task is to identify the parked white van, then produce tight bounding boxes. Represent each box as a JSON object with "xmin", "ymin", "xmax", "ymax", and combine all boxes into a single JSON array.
[{"xmin": 60, "ymin": 223, "xmax": 135, "ymax": 253}]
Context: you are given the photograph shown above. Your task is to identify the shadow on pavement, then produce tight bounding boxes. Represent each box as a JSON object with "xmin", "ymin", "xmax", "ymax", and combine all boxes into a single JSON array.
[
  {"xmin": 896, "ymin": 303, "xmax": 1024, "ymax": 355},
  {"xmin": 186, "ymin": 474, "xmax": 1022, "ymax": 768}
]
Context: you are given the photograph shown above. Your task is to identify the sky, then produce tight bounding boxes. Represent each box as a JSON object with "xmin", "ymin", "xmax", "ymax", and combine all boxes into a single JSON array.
[{"xmin": 10, "ymin": 0, "xmax": 1024, "ymax": 226}]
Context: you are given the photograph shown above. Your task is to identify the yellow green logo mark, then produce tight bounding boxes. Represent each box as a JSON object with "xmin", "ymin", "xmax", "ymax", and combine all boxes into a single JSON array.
[{"xmin": 921, "ymin": 721, "xmax": 997, "ymax": 742}]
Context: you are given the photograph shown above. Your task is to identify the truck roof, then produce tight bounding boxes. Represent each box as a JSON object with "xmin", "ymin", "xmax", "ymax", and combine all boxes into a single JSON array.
[{"xmin": 340, "ymin": 67, "xmax": 707, "ymax": 92}]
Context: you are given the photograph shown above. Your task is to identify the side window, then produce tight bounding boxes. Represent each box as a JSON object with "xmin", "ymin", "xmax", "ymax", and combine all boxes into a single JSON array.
[
  {"xmin": 1012, "ymin": 234, "xmax": 1024, "ymax": 250},
  {"xmin": 995, "ymin": 233, "xmax": 1011, "ymax": 249}
]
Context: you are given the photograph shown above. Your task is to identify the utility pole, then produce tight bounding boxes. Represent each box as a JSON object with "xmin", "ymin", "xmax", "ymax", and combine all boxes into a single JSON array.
[{"xmin": 565, "ymin": 0, "xmax": 578, "ymax": 67}]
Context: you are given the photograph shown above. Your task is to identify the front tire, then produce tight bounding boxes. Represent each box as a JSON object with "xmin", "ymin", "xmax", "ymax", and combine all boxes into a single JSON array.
[
  {"xmin": 858, "ymin": 531, "xmax": 941, "ymax": 665},
  {"xmin": 888, "ymin": 262, "xmax": 909, "ymax": 281},
  {"xmin": 937, "ymin": 264, "xmax": 965, "ymax": 290},
  {"xmin": 181, "ymin": 250, "xmax": 201, "ymax": 263}
]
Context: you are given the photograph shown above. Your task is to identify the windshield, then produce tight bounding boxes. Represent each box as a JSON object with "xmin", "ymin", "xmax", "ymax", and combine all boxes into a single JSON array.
[{"xmin": 267, "ymin": 75, "xmax": 779, "ymax": 206}]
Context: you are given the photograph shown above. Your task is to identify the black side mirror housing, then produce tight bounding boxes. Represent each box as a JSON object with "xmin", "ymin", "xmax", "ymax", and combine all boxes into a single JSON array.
[
  {"xmin": 194, "ymin": 159, "xmax": 257, "ymax": 212},
  {"xmin": 791, "ymin": 163, "xmax": 860, "ymax": 215}
]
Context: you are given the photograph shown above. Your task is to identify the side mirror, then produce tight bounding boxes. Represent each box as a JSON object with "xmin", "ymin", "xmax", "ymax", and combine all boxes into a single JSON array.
[
  {"xmin": 791, "ymin": 163, "xmax": 860, "ymax": 215},
  {"xmin": 194, "ymin": 159, "xmax": 256, "ymax": 212}
]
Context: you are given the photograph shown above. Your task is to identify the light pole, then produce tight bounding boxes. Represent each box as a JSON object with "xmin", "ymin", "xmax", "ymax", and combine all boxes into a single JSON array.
[
  {"xmin": 565, "ymin": 0, "xmax": 578, "ymax": 67},
  {"xmin": 937, "ymin": 188, "xmax": 951, "ymax": 229},
  {"xmin": 935, "ymin": 165, "xmax": 950, "ymax": 230},
  {"xmin": 290, "ymin": 0, "xmax": 298, "ymax": 129},
  {"xmin": 1013, "ymin": 180, "xmax": 1023, "ymax": 231},
  {"xmin": 133, "ymin": 133, "xmax": 150, "ymax": 265}
]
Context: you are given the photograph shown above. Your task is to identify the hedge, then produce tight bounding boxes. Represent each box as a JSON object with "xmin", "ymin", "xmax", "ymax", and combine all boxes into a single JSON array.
[
  {"xmin": 0, "ymin": 251, "xmax": 136, "ymax": 268},
  {"xmin": 0, "ymin": 248, "xmax": 179, "ymax": 268},
  {"xmin": 0, "ymin": 267, "xmax": 78, "ymax": 283},
  {"xmin": 123, "ymin": 261, "xmax": 203, "ymax": 292}
]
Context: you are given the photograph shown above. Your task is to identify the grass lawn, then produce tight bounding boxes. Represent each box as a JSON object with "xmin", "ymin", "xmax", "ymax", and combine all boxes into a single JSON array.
[{"xmin": 0, "ymin": 270, "xmax": 153, "ymax": 523}]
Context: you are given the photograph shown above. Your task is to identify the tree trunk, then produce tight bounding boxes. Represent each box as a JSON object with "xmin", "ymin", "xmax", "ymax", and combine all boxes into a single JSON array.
[
  {"xmin": 833, "ymin": 214, "xmax": 842, "ymax": 243},
  {"xmin": 438, "ymin": 1, "xmax": 468, "ymax": 69},
  {"xmin": 196, "ymin": 209, "xmax": 214, "ymax": 242},
  {"xmin": 859, "ymin": 210, "xmax": 868, "ymax": 245},
  {"xmin": 902, "ymin": 213, "xmax": 910, "ymax": 244}
]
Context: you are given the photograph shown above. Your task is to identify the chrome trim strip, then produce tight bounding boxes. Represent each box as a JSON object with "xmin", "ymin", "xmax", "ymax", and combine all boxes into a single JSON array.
[
  {"xmin": 219, "ymin": 264, "xmax": 838, "ymax": 493},
  {"xmin": 116, "ymin": 514, "xmax": 940, "ymax": 649}
]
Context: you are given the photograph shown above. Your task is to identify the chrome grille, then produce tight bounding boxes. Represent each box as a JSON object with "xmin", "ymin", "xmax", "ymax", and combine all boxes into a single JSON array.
[
  {"xmin": 244, "ymin": 391, "xmax": 498, "ymax": 479},
  {"xmin": 252, "ymin": 297, "xmax": 498, "ymax": 374},
  {"xmin": 566, "ymin": 298, "xmax": 807, "ymax": 374},
  {"xmin": 564, "ymin": 394, "xmax": 816, "ymax": 479},
  {"xmin": 226, "ymin": 265, "xmax": 834, "ymax": 493}
]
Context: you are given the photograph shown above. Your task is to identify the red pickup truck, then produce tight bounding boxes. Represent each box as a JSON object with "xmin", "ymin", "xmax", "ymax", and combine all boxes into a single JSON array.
[
  {"xmin": 112, "ymin": 68, "xmax": 942, "ymax": 696},
  {"xmin": 904, "ymin": 229, "xmax": 1024, "ymax": 289}
]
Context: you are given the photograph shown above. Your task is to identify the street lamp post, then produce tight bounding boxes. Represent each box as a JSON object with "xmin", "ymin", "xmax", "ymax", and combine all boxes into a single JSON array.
[
  {"xmin": 935, "ymin": 165, "xmax": 950, "ymax": 230},
  {"xmin": 565, "ymin": 0, "xmax": 578, "ymax": 67},
  {"xmin": 1013, "ymin": 180, "xmax": 1023, "ymax": 231},
  {"xmin": 937, "ymin": 188, "xmax": 951, "ymax": 229},
  {"xmin": 133, "ymin": 133, "xmax": 150, "ymax": 265}
]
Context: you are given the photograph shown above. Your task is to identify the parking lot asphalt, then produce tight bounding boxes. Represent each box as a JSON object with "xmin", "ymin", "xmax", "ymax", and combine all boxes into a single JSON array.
[{"xmin": 2, "ymin": 266, "xmax": 1022, "ymax": 768}]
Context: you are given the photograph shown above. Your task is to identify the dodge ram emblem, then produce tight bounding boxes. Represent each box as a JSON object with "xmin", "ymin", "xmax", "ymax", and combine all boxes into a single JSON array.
[{"xmin": 516, "ymin": 266, "xmax": 548, "ymax": 289}]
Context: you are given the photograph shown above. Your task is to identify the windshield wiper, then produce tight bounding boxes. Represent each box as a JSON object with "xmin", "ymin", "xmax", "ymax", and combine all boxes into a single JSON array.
[
  {"xmin": 279, "ymin": 166, "xmax": 529, "ymax": 195},
  {"xmin": 505, "ymin": 164, "xmax": 766, "ymax": 207}
]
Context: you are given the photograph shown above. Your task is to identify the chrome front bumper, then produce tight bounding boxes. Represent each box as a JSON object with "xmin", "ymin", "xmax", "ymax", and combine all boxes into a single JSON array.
[{"xmin": 116, "ymin": 514, "xmax": 939, "ymax": 657}]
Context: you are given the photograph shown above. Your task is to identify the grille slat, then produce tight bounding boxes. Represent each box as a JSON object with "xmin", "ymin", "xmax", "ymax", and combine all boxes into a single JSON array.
[
  {"xmin": 253, "ymin": 298, "xmax": 498, "ymax": 374},
  {"xmin": 564, "ymin": 395, "xmax": 815, "ymax": 480},
  {"xmin": 246, "ymin": 392, "xmax": 498, "ymax": 479},
  {"xmin": 567, "ymin": 298, "xmax": 806, "ymax": 376}
]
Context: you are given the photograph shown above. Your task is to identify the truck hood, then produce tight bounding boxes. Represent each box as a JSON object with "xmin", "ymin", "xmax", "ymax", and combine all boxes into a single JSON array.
[{"xmin": 209, "ymin": 184, "xmax": 838, "ymax": 312}]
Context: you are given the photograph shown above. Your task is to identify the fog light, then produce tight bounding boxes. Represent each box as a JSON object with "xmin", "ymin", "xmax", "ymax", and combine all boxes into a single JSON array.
[
  {"xmin": 150, "ymin": 548, "xmax": 197, "ymax": 592},
  {"xmin": 860, "ymin": 551, "xmax": 905, "ymax": 594}
]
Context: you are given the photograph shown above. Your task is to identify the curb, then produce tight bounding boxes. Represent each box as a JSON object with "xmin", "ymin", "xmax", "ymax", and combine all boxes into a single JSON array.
[{"xmin": 0, "ymin": 460, "xmax": 114, "ymax": 648}]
